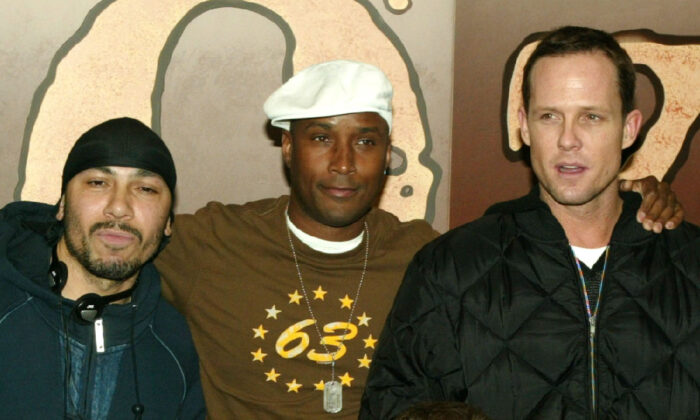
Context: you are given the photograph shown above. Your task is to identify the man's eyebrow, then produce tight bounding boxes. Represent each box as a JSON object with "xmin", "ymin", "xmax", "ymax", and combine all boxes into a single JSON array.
[
  {"xmin": 133, "ymin": 168, "xmax": 161, "ymax": 179},
  {"xmin": 131, "ymin": 169, "xmax": 167, "ymax": 186},
  {"xmin": 530, "ymin": 105, "xmax": 611, "ymax": 112},
  {"xmin": 94, "ymin": 167, "xmax": 115, "ymax": 175},
  {"xmin": 579, "ymin": 105, "xmax": 612, "ymax": 113},
  {"xmin": 359, "ymin": 126, "xmax": 382, "ymax": 134},
  {"xmin": 301, "ymin": 121, "xmax": 334, "ymax": 131},
  {"xmin": 93, "ymin": 167, "xmax": 161, "ymax": 179}
]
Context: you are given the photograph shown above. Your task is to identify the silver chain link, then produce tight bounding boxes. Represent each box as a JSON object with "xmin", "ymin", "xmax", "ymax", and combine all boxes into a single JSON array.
[{"xmin": 285, "ymin": 221, "xmax": 369, "ymax": 383}]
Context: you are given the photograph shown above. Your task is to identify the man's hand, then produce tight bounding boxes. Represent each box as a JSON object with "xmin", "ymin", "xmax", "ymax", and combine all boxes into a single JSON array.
[{"xmin": 619, "ymin": 176, "xmax": 684, "ymax": 233}]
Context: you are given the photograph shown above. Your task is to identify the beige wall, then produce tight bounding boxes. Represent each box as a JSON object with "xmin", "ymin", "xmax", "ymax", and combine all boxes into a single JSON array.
[
  {"xmin": 0, "ymin": 0, "xmax": 454, "ymax": 231},
  {"xmin": 4, "ymin": 1, "xmax": 697, "ymax": 231},
  {"xmin": 452, "ymin": 0, "xmax": 700, "ymax": 227}
]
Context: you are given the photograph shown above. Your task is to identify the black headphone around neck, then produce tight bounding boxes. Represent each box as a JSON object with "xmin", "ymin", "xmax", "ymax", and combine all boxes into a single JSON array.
[
  {"xmin": 49, "ymin": 244, "xmax": 68, "ymax": 294},
  {"xmin": 48, "ymin": 245, "xmax": 137, "ymax": 324},
  {"xmin": 72, "ymin": 288, "xmax": 135, "ymax": 325}
]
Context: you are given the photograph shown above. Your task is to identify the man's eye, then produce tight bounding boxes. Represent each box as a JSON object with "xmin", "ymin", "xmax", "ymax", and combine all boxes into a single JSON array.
[
  {"xmin": 586, "ymin": 114, "xmax": 601, "ymax": 121},
  {"xmin": 357, "ymin": 138, "xmax": 376, "ymax": 146},
  {"xmin": 138, "ymin": 186, "xmax": 158, "ymax": 194},
  {"xmin": 87, "ymin": 180, "xmax": 105, "ymax": 187},
  {"xmin": 312, "ymin": 135, "xmax": 329, "ymax": 142},
  {"xmin": 540, "ymin": 113, "xmax": 556, "ymax": 120}
]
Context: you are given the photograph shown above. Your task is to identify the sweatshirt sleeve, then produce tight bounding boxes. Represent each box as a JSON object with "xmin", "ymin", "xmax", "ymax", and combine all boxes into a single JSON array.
[
  {"xmin": 178, "ymin": 368, "xmax": 207, "ymax": 420},
  {"xmin": 155, "ymin": 212, "xmax": 200, "ymax": 313},
  {"xmin": 156, "ymin": 202, "xmax": 226, "ymax": 314},
  {"xmin": 359, "ymin": 246, "xmax": 466, "ymax": 419}
]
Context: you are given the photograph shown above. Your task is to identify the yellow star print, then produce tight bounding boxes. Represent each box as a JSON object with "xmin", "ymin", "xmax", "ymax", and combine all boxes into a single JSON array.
[
  {"xmin": 338, "ymin": 372, "xmax": 354, "ymax": 387},
  {"xmin": 339, "ymin": 294, "xmax": 354, "ymax": 309},
  {"xmin": 312, "ymin": 286, "xmax": 327, "ymax": 301},
  {"xmin": 356, "ymin": 312, "xmax": 372, "ymax": 327},
  {"xmin": 314, "ymin": 380, "xmax": 325, "ymax": 391},
  {"xmin": 288, "ymin": 290, "xmax": 303, "ymax": 305},
  {"xmin": 253, "ymin": 324, "xmax": 268, "ymax": 339},
  {"xmin": 363, "ymin": 334, "xmax": 378, "ymax": 349},
  {"xmin": 251, "ymin": 348, "xmax": 267, "ymax": 362},
  {"xmin": 265, "ymin": 368, "xmax": 281, "ymax": 382},
  {"xmin": 286, "ymin": 379, "xmax": 302, "ymax": 393},
  {"xmin": 265, "ymin": 305, "xmax": 281, "ymax": 319},
  {"xmin": 358, "ymin": 354, "xmax": 372, "ymax": 369}
]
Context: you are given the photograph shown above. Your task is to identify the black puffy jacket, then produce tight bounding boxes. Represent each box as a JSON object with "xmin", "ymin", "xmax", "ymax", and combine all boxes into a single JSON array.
[{"xmin": 361, "ymin": 190, "xmax": 700, "ymax": 419}]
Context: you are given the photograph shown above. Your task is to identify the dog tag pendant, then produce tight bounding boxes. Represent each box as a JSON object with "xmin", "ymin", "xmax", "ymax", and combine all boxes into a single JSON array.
[{"xmin": 323, "ymin": 380, "xmax": 342, "ymax": 413}]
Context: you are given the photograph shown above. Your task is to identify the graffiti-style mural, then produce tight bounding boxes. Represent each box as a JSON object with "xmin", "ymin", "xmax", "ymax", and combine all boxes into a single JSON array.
[{"xmin": 16, "ymin": 0, "xmax": 441, "ymax": 222}]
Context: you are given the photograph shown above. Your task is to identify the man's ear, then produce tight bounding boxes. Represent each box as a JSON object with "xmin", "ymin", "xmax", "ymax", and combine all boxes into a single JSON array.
[
  {"xmin": 518, "ymin": 107, "xmax": 531, "ymax": 146},
  {"xmin": 281, "ymin": 130, "xmax": 293, "ymax": 168},
  {"xmin": 622, "ymin": 109, "xmax": 643, "ymax": 150},
  {"xmin": 163, "ymin": 215, "xmax": 172, "ymax": 237},
  {"xmin": 385, "ymin": 143, "xmax": 392, "ymax": 172},
  {"xmin": 55, "ymin": 195, "xmax": 65, "ymax": 221}
]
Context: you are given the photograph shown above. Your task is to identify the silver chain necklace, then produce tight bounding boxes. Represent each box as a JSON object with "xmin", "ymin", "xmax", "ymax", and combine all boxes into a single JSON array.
[{"xmin": 285, "ymin": 220, "xmax": 369, "ymax": 414}]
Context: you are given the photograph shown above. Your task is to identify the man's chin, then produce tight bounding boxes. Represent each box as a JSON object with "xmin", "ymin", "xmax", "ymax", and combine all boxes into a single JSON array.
[
  {"xmin": 320, "ymin": 208, "xmax": 370, "ymax": 229},
  {"xmin": 549, "ymin": 189, "xmax": 600, "ymax": 207},
  {"xmin": 540, "ymin": 185, "xmax": 591, "ymax": 207},
  {"xmin": 86, "ymin": 261, "xmax": 141, "ymax": 282}
]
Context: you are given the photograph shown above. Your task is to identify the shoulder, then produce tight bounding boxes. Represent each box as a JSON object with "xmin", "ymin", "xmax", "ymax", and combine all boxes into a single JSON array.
[
  {"xmin": 151, "ymin": 297, "xmax": 199, "ymax": 362},
  {"xmin": 0, "ymin": 201, "xmax": 56, "ymax": 220},
  {"xmin": 411, "ymin": 211, "xmax": 522, "ymax": 285},
  {"xmin": 431, "ymin": 191, "xmax": 539, "ymax": 254},
  {"xmin": 417, "ymin": 191, "xmax": 556, "ymax": 262},
  {"xmin": 614, "ymin": 198, "xmax": 700, "ymax": 258},
  {"xmin": 661, "ymin": 220, "xmax": 700, "ymax": 258},
  {"xmin": 423, "ymin": 212, "xmax": 508, "ymax": 256},
  {"xmin": 153, "ymin": 297, "xmax": 191, "ymax": 331},
  {"xmin": 172, "ymin": 196, "xmax": 287, "ymax": 238},
  {"xmin": 0, "ymin": 201, "xmax": 58, "ymax": 236},
  {"xmin": 367, "ymin": 208, "xmax": 439, "ymax": 250},
  {"xmin": 0, "ymin": 278, "xmax": 27, "ymax": 319},
  {"xmin": 174, "ymin": 196, "xmax": 286, "ymax": 225}
]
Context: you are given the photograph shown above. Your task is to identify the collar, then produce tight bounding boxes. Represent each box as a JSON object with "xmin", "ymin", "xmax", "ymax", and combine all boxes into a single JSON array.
[
  {"xmin": 484, "ymin": 185, "xmax": 653, "ymax": 245},
  {"xmin": 285, "ymin": 211, "xmax": 364, "ymax": 254}
]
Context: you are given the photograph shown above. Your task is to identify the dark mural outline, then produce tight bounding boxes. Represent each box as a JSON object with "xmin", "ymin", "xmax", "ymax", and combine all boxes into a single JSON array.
[
  {"xmin": 15, "ymin": 0, "xmax": 442, "ymax": 223},
  {"xmin": 14, "ymin": 0, "xmax": 118, "ymax": 201}
]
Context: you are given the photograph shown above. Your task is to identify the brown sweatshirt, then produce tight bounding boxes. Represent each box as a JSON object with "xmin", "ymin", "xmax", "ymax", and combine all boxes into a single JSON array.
[{"xmin": 156, "ymin": 196, "xmax": 437, "ymax": 419}]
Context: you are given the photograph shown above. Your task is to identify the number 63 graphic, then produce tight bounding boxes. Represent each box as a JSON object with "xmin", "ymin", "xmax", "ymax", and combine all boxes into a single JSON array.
[{"xmin": 276, "ymin": 320, "xmax": 359, "ymax": 362}]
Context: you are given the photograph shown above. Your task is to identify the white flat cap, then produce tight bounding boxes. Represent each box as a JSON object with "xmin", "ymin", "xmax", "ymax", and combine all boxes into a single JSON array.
[{"xmin": 263, "ymin": 60, "xmax": 393, "ymax": 133}]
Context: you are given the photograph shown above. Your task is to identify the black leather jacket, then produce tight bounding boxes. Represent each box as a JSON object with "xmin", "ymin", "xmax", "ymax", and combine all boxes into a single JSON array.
[{"xmin": 361, "ymin": 190, "xmax": 700, "ymax": 419}]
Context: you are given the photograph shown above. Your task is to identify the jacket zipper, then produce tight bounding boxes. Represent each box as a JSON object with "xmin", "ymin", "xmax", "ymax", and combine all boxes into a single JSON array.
[
  {"xmin": 572, "ymin": 246, "xmax": 611, "ymax": 420},
  {"xmin": 588, "ymin": 313, "xmax": 597, "ymax": 420},
  {"xmin": 572, "ymin": 253, "xmax": 598, "ymax": 418}
]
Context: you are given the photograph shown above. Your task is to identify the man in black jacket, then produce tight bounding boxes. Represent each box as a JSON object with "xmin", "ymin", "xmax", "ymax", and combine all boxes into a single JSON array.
[
  {"xmin": 0, "ymin": 118, "xmax": 205, "ymax": 419},
  {"xmin": 361, "ymin": 26, "xmax": 700, "ymax": 419}
]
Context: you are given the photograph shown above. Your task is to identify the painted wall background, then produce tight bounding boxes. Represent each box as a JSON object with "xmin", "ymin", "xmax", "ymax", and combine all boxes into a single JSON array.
[
  {"xmin": 2, "ymin": 1, "xmax": 698, "ymax": 232},
  {"xmin": 452, "ymin": 0, "xmax": 699, "ymax": 227},
  {"xmin": 0, "ymin": 0, "xmax": 454, "ymax": 231}
]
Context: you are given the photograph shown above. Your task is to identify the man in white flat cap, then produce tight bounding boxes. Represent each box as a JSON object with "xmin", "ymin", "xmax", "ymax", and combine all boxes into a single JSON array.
[
  {"xmin": 156, "ymin": 60, "xmax": 436, "ymax": 419},
  {"xmin": 154, "ymin": 60, "xmax": 683, "ymax": 419}
]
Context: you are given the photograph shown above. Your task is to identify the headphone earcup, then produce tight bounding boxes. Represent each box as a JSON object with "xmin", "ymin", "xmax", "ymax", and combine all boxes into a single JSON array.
[
  {"xmin": 49, "ymin": 255, "xmax": 68, "ymax": 294},
  {"xmin": 71, "ymin": 285, "xmax": 135, "ymax": 324},
  {"xmin": 72, "ymin": 293, "xmax": 105, "ymax": 324}
]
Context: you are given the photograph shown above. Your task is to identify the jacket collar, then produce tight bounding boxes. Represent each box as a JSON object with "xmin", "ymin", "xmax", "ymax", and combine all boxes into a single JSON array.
[{"xmin": 484, "ymin": 186, "xmax": 653, "ymax": 245}]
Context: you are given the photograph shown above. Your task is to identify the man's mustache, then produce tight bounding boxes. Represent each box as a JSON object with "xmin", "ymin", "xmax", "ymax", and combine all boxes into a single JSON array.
[{"xmin": 89, "ymin": 221, "xmax": 143, "ymax": 243}]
